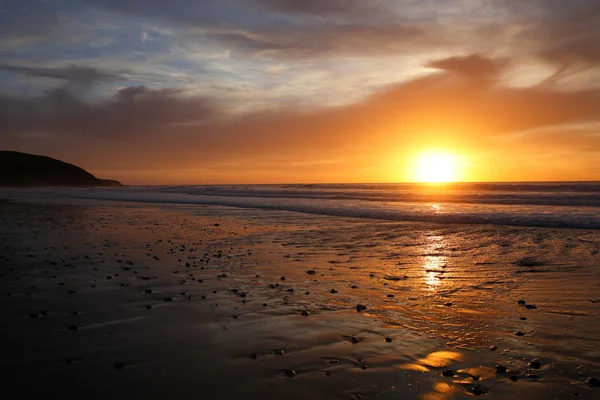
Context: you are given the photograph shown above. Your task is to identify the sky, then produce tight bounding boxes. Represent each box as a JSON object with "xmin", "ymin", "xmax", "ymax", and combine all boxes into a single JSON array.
[{"xmin": 1, "ymin": 0, "xmax": 599, "ymax": 184}]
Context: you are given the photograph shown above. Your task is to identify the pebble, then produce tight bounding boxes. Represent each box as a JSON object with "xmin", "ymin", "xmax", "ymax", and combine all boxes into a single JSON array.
[
  {"xmin": 356, "ymin": 304, "xmax": 367, "ymax": 312},
  {"xmin": 496, "ymin": 365, "xmax": 508, "ymax": 373},
  {"xmin": 301, "ymin": 310, "xmax": 310, "ymax": 316},
  {"xmin": 114, "ymin": 362, "xmax": 126, "ymax": 370},
  {"xmin": 330, "ymin": 289, "xmax": 338, "ymax": 294},
  {"xmin": 587, "ymin": 377, "xmax": 600, "ymax": 387},
  {"xmin": 274, "ymin": 349, "xmax": 285, "ymax": 356},
  {"xmin": 350, "ymin": 336, "xmax": 360, "ymax": 344},
  {"xmin": 515, "ymin": 331, "xmax": 525, "ymax": 336},
  {"xmin": 518, "ymin": 300, "xmax": 526, "ymax": 305},
  {"xmin": 472, "ymin": 385, "xmax": 488, "ymax": 396},
  {"xmin": 490, "ymin": 345, "xmax": 498, "ymax": 351},
  {"xmin": 528, "ymin": 359, "xmax": 541, "ymax": 369},
  {"xmin": 306, "ymin": 270, "xmax": 316, "ymax": 275},
  {"xmin": 442, "ymin": 369, "xmax": 454, "ymax": 377},
  {"xmin": 385, "ymin": 337, "xmax": 392, "ymax": 343},
  {"xmin": 284, "ymin": 369, "xmax": 296, "ymax": 378}
]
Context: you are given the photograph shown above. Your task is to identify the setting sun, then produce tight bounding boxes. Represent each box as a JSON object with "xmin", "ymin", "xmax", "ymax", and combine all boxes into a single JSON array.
[{"xmin": 411, "ymin": 151, "xmax": 460, "ymax": 183}]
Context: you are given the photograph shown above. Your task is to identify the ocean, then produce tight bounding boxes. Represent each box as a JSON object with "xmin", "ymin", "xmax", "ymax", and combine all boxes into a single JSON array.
[{"xmin": 12, "ymin": 181, "xmax": 600, "ymax": 229}]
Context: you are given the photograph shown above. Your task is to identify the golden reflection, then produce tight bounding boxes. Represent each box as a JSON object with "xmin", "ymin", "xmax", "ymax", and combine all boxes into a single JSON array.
[
  {"xmin": 400, "ymin": 351, "xmax": 465, "ymax": 400},
  {"xmin": 422, "ymin": 232, "xmax": 448, "ymax": 290},
  {"xmin": 418, "ymin": 350, "xmax": 464, "ymax": 368}
]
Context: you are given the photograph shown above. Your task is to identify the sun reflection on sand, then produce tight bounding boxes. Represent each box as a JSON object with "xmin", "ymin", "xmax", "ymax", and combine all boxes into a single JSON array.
[{"xmin": 423, "ymin": 232, "xmax": 448, "ymax": 290}]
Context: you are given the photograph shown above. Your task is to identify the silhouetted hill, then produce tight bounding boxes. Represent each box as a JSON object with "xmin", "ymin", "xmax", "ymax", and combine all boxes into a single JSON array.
[{"xmin": 0, "ymin": 151, "xmax": 122, "ymax": 187}]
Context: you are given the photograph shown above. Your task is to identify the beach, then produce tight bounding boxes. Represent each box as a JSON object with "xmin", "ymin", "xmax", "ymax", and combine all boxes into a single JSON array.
[{"xmin": 1, "ymin": 194, "xmax": 599, "ymax": 399}]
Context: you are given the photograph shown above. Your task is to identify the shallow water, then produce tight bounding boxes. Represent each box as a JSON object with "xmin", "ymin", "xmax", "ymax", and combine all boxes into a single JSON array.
[{"xmin": 3, "ymin": 182, "xmax": 600, "ymax": 228}]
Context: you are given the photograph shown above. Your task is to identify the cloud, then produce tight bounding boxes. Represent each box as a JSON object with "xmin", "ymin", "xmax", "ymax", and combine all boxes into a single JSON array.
[
  {"xmin": 427, "ymin": 54, "xmax": 508, "ymax": 84},
  {"xmin": 2, "ymin": 55, "xmax": 599, "ymax": 168},
  {"xmin": 0, "ymin": 64, "xmax": 126, "ymax": 90},
  {"xmin": 252, "ymin": 0, "xmax": 381, "ymax": 16},
  {"xmin": 0, "ymin": 85, "xmax": 219, "ymax": 139}
]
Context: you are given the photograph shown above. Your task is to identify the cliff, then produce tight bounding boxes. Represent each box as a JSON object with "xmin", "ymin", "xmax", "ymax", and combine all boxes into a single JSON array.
[{"xmin": 0, "ymin": 151, "xmax": 122, "ymax": 187}]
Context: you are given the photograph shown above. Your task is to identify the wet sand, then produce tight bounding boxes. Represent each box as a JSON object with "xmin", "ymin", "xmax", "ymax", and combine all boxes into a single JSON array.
[{"xmin": 1, "ymin": 199, "xmax": 599, "ymax": 399}]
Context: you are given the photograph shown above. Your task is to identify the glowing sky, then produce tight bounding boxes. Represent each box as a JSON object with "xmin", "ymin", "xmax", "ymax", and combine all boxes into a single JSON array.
[{"xmin": 1, "ymin": 0, "xmax": 599, "ymax": 184}]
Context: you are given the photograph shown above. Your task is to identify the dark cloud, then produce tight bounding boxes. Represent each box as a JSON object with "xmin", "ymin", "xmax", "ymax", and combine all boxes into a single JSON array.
[
  {"xmin": 0, "ymin": 85, "xmax": 218, "ymax": 139},
  {"xmin": 503, "ymin": 0, "xmax": 600, "ymax": 82},
  {"xmin": 253, "ymin": 0, "xmax": 379, "ymax": 16},
  {"xmin": 428, "ymin": 54, "xmax": 508, "ymax": 85},
  {"xmin": 0, "ymin": 64, "xmax": 126, "ymax": 90}
]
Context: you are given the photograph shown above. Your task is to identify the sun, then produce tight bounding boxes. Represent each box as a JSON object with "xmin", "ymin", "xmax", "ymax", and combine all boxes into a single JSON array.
[{"xmin": 411, "ymin": 151, "xmax": 460, "ymax": 183}]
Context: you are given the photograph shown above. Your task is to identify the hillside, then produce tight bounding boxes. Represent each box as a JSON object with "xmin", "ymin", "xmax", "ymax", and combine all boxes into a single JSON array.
[{"xmin": 0, "ymin": 151, "xmax": 122, "ymax": 187}]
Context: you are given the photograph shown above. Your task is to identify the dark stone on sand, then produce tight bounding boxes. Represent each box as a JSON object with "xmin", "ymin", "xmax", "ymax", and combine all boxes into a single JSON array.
[
  {"xmin": 330, "ymin": 289, "xmax": 338, "ymax": 294},
  {"xmin": 356, "ymin": 304, "xmax": 367, "ymax": 312},
  {"xmin": 528, "ymin": 359, "xmax": 541, "ymax": 369},
  {"xmin": 518, "ymin": 300, "xmax": 526, "ymax": 305},
  {"xmin": 387, "ymin": 294, "xmax": 395, "ymax": 298},
  {"xmin": 490, "ymin": 345, "xmax": 498, "ymax": 351},
  {"xmin": 496, "ymin": 365, "xmax": 508, "ymax": 374},
  {"xmin": 306, "ymin": 270, "xmax": 316, "ymax": 275},
  {"xmin": 442, "ymin": 369, "xmax": 454, "ymax": 377},
  {"xmin": 444, "ymin": 302, "xmax": 453, "ymax": 307},
  {"xmin": 385, "ymin": 337, "xmax": 392, "ymax": 342},
  {"xmin": 351, "ymin": 285, "xmax": 358, "ymax": 289},
  {"xmin": 67, "ymin": 325, "xmax": 78, "ymax": 331},
  {"xmin": 525, "ymin": 304, "xmax": 537, "ymax": 309},
  {"xmin": 350, "ymin": 336, "xmax": 360, "ymax": 344},
  {"xmin": 587, "ymin": 377, "xmax": 600, "ymax": 387},
  {"xmin": 472, "ymin": 385, "xmax": 488, "ymax": 396},
  {"xmin": 274, "ymin": 349, "xmax": 285, "ymax": 356},
  {"xmin": 146, "ymin": 305, "xmax": 152, "ymax": 310},
  {"xmin": 217, "ymin": 274, "xmax": 227, "ymax": 278},
  {"xmin": 280, "ymin": 276, "xmax": 286, "ymax": 281},
  {"xmin": 509, "ymin": 375, "xmax": 518, "ymax": 382},
  {"xmin": 114, "ymin": 362, "xmax": 126, "ymax": 370},
  {"xmin": 515, "ymin": 331, "xmax": 525, "ymax": 336},
  {"xmin": 520, "ymin": 317, "xmax": 527, "ymax": 320},
  {"xmin": 163, "ymin": 297, "xmax": 174, "ymax": 302},
  {"xmin": 284, "ymin": 369, "xmax": 296, "ymax": 378},
  {"xmin": 301, "ymin": 310, "xmax": 310, "ymax": 316},
  {"xmin": 144, "ymin": 289, "xmax": 153, "ymax": 294}
]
